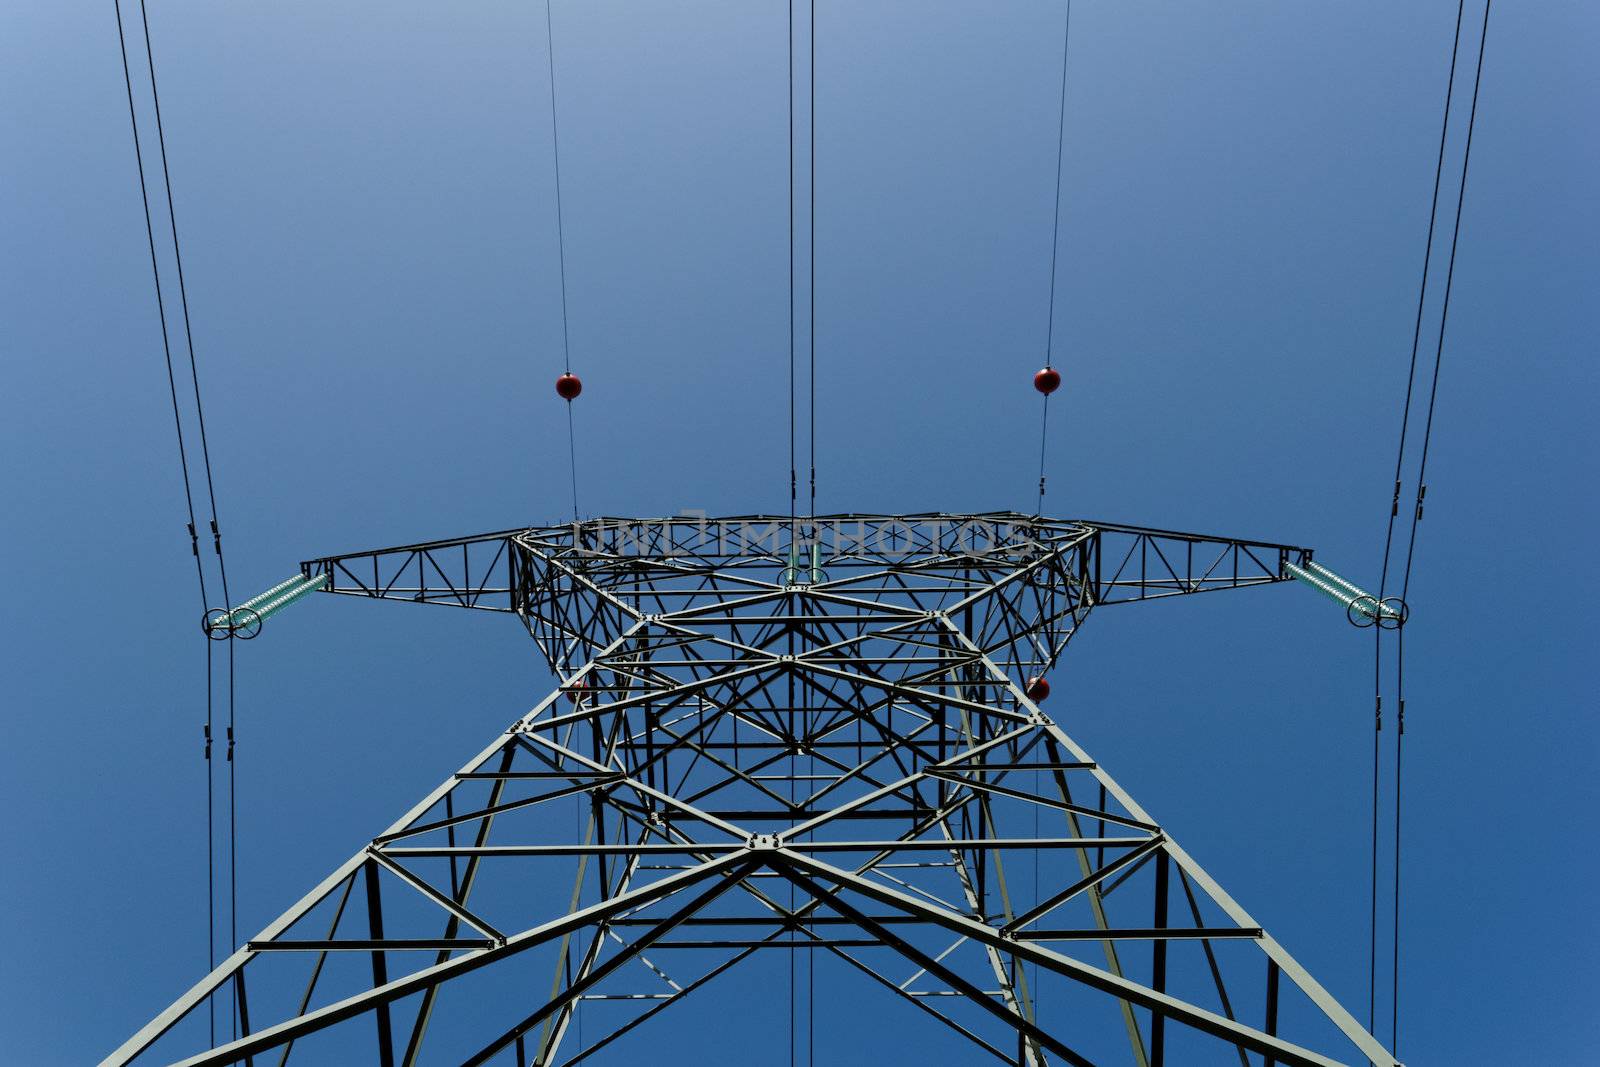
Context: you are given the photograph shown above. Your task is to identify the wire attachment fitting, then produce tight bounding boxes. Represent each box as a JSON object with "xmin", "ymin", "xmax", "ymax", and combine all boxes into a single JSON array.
[
  {"xmin": 1286, "ymin": 560, "xmax": 1407, "ymax": 628},
  {"xmin": 201, "ymin": 573, "xmax": 327, "ymax": 639}
]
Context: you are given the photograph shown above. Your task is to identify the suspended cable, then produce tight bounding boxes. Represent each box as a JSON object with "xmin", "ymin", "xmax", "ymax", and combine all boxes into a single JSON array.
[
  {"xmin": 1368, "ymin": 0, "xmax": 1466, "ymax": 1030},
  {"xmin": 139, "ymin": 0, "xmax": 244, "ymax": 1027},
  {"xmin": 566, "ymin": 403, "xmax": 580, "ymax": 522},
  {"xmin": 1033, "ymin": 1, "xmax": 1072, "ymax": 516},
  {"xmin": 1401, "ymin": 5, "xmax": 1492, "ymax": 1053},
  {"xmin": 1377, "ymin": 0, "xmax": 1466, "ymax": 598},
  {"xmin": 111, "ymin": 0, "xmax": 207, "ymax": 611},
  {"xmin": 783, "ymin": 6, "xmax": 809, "ymax": 1046},
  {"xmin": 134, "ymin": 22, "xmax": 242, "ymax": 988},
  {"xmin": 1368, "ymin": 0, "xmax": 1491, "ymax": 1050},
  {"xmin": 1366, "ymin": 686, "xmax": 1380, "ymax": 1033},
  {"xmin": 545, "ymin": 1, "xmax": 573, "ymax": 376},
  {"xmin": 226, "ymin": 636, "xmax": 239, "ymax": 1038},
  {"xmin": 137, "ymin": 0, "xmax": 232, "ymax": 611},
  {"xmin": 202, "ymin": 645, "xmax": 217, "ymax": 1045},
  {"xmin": 136, "ymin": 0, "xmax": 243, "ymax": 1004},
  {"xmin": 1033, "ymin": 756, "xmax": 1041, "ymax": 1022},
  {"xmin": 1043, "ymin": 1, "xmax": 1071, "ymax": 363},
  {"xmin": 788, "ymin": 629, "xmax": 798, "ymax": 1067},
  {"xmin": 789, "ymin": 0, "xmax": 798, "ymax": 540},
  {"xmin": 1400, "ymin": 0, "xmax": 1491, "ymax": 603},
  {"xmin": 1391, "ymin": 625, "xmax": 1406, "ymax": 1051},
  {"xmin": 576, "ymin": 791, "xmax": 584, "ymax": 1050},
  {"xmin": 545, "ymin": 0, "xmax": 580, "ymax": 522},
  {"xmin": 806, "ymin": 0, "xmax": 816, "ymax": 526},
  {"xmin": 1035, "ymin": 385, "xmax": 1051, "ymax": 516},
  {"xmin": 113, "ymin": 0, "xmax": 240, "ymax": 1041}
]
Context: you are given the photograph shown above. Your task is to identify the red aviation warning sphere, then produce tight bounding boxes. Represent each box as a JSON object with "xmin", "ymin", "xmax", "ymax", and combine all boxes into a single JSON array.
[
  {"xmin": 1033, "ymin": 366, "xmax": 1061, "ymax": 395},
  {"xmin": 555, "ymin": 372, "xmax": 583, "ymax": 400},
  {"xmin": 1025, "ymin": 676, "xmax": 1050, "ymax": 701}
]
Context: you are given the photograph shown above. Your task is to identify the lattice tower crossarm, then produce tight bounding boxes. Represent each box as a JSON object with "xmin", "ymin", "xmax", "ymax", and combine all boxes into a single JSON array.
[{"xmin": 103, "ymin": 514, "xmax": 1402, "ymax": 1067}]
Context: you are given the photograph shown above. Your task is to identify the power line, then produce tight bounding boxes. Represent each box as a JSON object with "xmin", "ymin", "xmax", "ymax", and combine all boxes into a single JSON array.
[
  {"xmin": 1370, "ymin": 0, "xmax": 1492, "ymax": 1052},
  {"xmin": 1400, "ymin": 0, "xmax": 1492, "ymax": 603},
  {"xmin": 202, "ymin": 645, "xmax": 217, "ymax": 1045},
  {"xmin": 789, "ymin": 0, "xmax": 797, "ymax": 538},
  {"xmin": 135, "ymin": 34, "xmax": 241, "ymax": 972},
  {"xmin": 1399, "ymin": 5, "xmax": 1494, "ymax": 1053},
  {"xmin": 545, "ymin": 0, "xmax": 573, "ymax": 376},
  {"xmin": 1043, "ymin": 0, "xmax": 1073, "ymax": 367},
  {"xmin": 797, "ymin": 10, "xmax": 815, "ymax": 1060},
  {"xmin": 226, "ymin": 637, "xmax": 239, "ymax": 1039},
  {"xmin": 1035, "ymin": 396, "xmax": 1051, "ymax": 516},
  {"xmin": 1391, "ymin": 627, "xmax": 1407, "ymax": 1051},
  {"xmin": 807, "ymin": 0, "xmax": 816, "ymax": 525},
  {"xmin": 1367, "ymin": 688, "xmax": 1380, "ymax": 1032},
  {"xmin": 566, "ymin": 403, "xmax": 580, "ymax": 522},
  {"xmin": 137, "ymin": 0, "xmax": 232, "ymax": 611},
  {"xmin": 544, "ymin": 0, "xmax": 580, "ymax": 522},
  {"xmin": 111, "ymin": 0, "xmax": 207, "ymax": 611},
  {"xmin": 1370, "ymin": 0, "xmax": 1466, "ymax": 1031},
  {"xmin": 1035, "ymin": 0, "xmax": 1073, "ymax": 517},
  {"xmin": 1378, "ymin": 0, "xmax": 1466, "ymax": 598},
  {"xmin": 114, "ymin": 0, "xmax": 240, "ymax": 1041},
  {"xmin": 788, "ymin": 628, "xmax": 797, "ymax": 1067}
]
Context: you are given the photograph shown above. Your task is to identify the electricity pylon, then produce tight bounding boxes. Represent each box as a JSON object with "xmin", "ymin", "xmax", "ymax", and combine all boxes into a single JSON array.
[{"xmin": 105, "ymin": 513, "xmax": 1402, "ymax": 1067}]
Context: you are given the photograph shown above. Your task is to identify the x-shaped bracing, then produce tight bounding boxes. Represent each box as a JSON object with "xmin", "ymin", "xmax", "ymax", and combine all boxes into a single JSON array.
[{"xmin": 104, "ymin": 516, "xmax": 1398, "ymax": 1067}]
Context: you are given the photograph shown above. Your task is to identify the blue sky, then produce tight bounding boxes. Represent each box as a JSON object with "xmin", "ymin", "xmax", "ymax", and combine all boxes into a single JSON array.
[{"xmin": 2, "ymin": 1, "xmax": 1596, "ymax": 1063}]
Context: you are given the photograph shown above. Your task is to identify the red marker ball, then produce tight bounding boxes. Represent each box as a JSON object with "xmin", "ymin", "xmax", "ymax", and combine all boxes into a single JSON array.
[
  {"xmin": 1025, "ymin": 676, "xmax": 1050, "ymax": 701},
  {"xmin": 556, "ymin": 372, "xmax": 583, "ymax": 400},
  {"xmin": 1033, "ymin": 367, "xmax": 1061, "ymax": 395}
]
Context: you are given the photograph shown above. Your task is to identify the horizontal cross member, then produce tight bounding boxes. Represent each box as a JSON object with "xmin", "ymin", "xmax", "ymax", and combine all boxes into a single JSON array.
[{"xmin": 296, "ymin": 514, "xmax": 1311, "ymax": 671}]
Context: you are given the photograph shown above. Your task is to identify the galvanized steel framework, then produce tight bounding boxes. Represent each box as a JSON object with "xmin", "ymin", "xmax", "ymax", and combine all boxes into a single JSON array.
[{"xmin": 105, "ymin": 514, "xmax": 1402, "ymax": 1067}]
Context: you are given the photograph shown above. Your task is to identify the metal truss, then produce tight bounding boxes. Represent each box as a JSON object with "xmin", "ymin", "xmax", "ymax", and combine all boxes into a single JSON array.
[{"xmin": 104, "ymin": 514, "xmax": 1400, "ymax": 1067}]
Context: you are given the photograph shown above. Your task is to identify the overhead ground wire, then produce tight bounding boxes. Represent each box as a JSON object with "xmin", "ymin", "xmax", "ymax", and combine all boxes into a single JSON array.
[
  {"xmin": 544, "ymin": 0, "xmax": 580, "ymax": 522},
  {"xmin": 1043, "ymin": 0, "xmax": 1072, "ymax": 365},
  {"xmin": 807, "ymin": 0, "xmax": 816, "ymax": 528},
  {"xmin": 789, "ymin": 0, "xmax": 798, "ymax": 539},
  {"xmin": 1035, "ymin": 0, "xmax": 1073, "ymax": 517}
]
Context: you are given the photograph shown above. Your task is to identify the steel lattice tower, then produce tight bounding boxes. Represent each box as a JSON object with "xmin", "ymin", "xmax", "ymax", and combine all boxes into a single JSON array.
[{"xmin": 106, "ymin": 514, "xmax": 1402, "ymax": 1067}]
